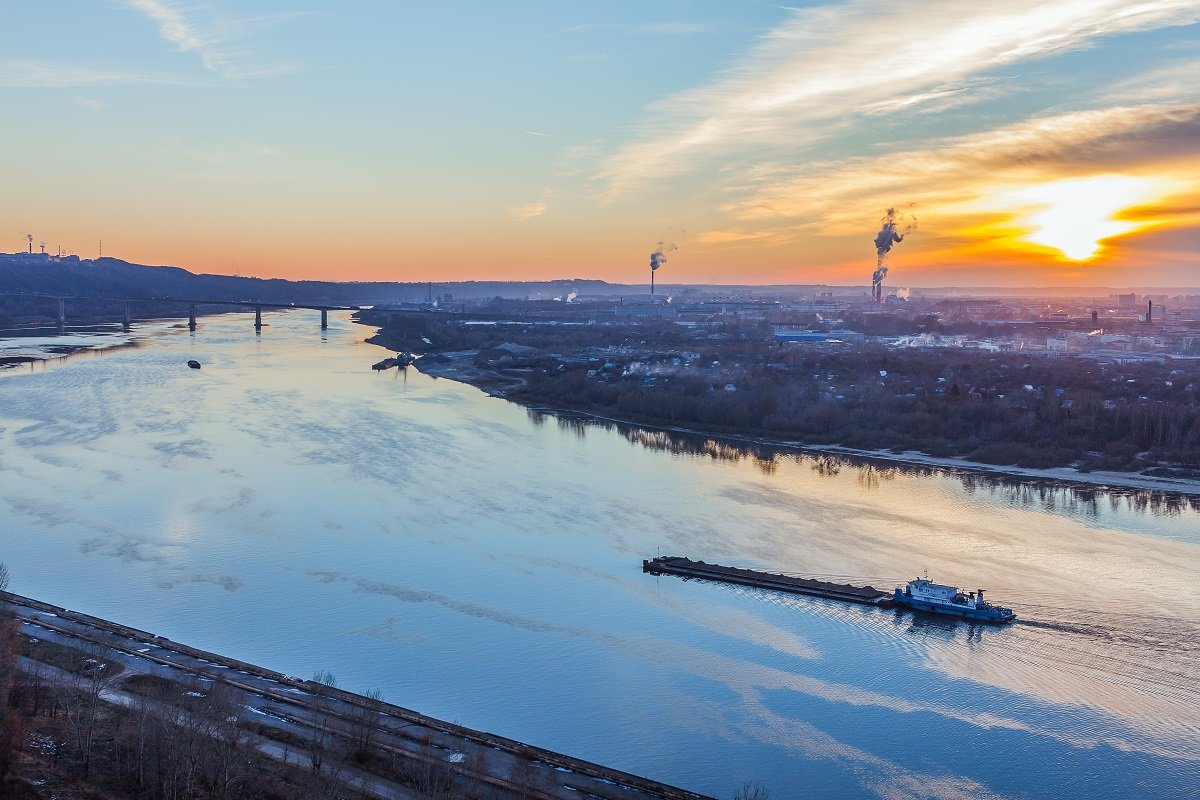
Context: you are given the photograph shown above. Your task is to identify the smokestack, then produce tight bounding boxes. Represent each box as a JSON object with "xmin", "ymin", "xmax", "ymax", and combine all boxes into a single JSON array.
[
  {"xmin": 649, "ymin": 241, "xmax": 675, "ymax": 299},
  {"xmin": 1147, "ymin": 300, "xmax": 1153, "ymax": 325},
  {"xmin": 1091, "ymin": 310, "xmax": 1098, "ymax": 324},
  {"xmin": 870, "ymin": 208, "xmax": 914, "ymax": 303}
]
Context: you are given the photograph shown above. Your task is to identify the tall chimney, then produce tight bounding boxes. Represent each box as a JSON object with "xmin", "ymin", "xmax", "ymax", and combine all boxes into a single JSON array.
[
  {"xmin": 1091, "ymin": 310, "xmax": 1098, "ymax": 324},
  {"xmin": 1147, "ymin": 300, "xmax": 1153, "ymax": 325}
]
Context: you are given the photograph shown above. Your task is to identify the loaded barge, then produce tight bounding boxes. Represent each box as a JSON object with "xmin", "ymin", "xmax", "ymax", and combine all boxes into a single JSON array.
[
  {"xmin": 642, "ymin": 556, "xmax": 896, "ymax": 607},
  {"xmin": 643, "ymin": 556, "xmax": 1018, "ymax": 623}
]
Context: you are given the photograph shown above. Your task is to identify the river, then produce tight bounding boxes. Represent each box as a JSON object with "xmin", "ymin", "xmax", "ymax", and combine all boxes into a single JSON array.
[{"xmin": 2, "ymin": 310, "xmax": 1198, "ymax": 800}]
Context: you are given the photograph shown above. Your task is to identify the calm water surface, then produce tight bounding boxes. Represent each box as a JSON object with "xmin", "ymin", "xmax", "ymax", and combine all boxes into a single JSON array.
[{"xmin": 2, "ymin": 312, "xmax": 1198, "ymax": 800}]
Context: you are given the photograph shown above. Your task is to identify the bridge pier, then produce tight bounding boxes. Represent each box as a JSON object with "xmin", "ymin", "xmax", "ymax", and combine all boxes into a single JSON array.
[
  {"xmin": 57, "ymin": 298, "xmax": 66, "ymax": 333},
  {"xmin": 321, "ymin": 309, "xmax": 328, "ymax": 330},
  {"xmin": 123, "ymin": 302, "xmax": 132, "ymax": 331},
  {"xmin": 254, "ymin": 305, "xmax": 262, "ymax": 331},
  {"xmin": 188, "ymin": 304, "xmax": 197, "ymax": 331}
]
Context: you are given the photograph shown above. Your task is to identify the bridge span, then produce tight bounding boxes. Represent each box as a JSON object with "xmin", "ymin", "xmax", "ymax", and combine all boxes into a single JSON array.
[{"xmin": 0, "ymin": 291, "xmax": 361, "ymax": 332}]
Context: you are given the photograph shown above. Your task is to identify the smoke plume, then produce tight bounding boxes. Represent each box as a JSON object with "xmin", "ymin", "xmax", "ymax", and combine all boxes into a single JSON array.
[
  {"xmin": 870, "ymin": 207, "xmax": 916, "ymax": 301},
  {"xmin": 650, "ymin": 240, "xmax": 677, "ymax": 271}
]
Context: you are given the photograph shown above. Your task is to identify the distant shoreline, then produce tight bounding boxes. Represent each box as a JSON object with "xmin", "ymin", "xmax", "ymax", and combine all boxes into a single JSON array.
[{"xmin": 411, "ymin": 350, "xmax": 1200, "ymax": 499}]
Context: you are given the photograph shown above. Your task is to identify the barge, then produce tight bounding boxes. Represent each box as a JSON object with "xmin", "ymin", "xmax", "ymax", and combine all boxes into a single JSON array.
[
  {"xmin": 642, "ymin": 556, "xmax": 895, "ymax": 607},
  {"xmin": 643, "ymin": 557, "xmax": 1019, "ymax": 623}
]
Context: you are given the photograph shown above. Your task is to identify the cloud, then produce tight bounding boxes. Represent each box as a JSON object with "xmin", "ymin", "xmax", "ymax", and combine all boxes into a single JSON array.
[
  {"xmin": 127, "ymin": 0, "xmax": 224, "ymax": 73},
  {"xmin": 1103, "ymin": 58, "xmax": 1200, "ymax": 104},
  {"xmin": 124, "ymin": 0, "xmax": 300, "ymax": 80},
  {"xmin": 508, "ymin": 202, "xmax": 549, "ymax": 221},
  {"xmin": 726, "ymin": 102, "xmax": 1200, "ymax": 229},
  {"xmin": 0, "ymin": 59, "xmax": 189, "ymax": 88},
  {"xmin": 600, "ymin": 0, "xmax": 1200, "ymax": 196},
  {"xmin": 72, "ymin": 96, "xmax": 106, "ymax": 111},
  {"xmin": 694, "ymin": 228, "xmax": 782, "ymax": 245}
]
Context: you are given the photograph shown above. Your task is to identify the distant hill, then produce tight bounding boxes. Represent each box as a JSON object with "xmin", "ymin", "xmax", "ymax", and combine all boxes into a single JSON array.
[
  {"xmin": 0, "ymin": 253, "xmax": 616, "ymax": 305},
  {"xmin": 4, "ymin": 253, "xmax": 1195, "ymax": 304}
]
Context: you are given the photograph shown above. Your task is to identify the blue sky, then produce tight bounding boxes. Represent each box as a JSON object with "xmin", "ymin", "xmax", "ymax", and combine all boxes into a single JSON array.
[{"xmin": 3, "ymin": 2, "xmax": 1199, "ymax": 286}]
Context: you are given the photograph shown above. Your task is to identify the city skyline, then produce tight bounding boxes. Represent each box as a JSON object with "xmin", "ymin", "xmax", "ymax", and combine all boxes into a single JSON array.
[{"xmin": 3, "ymin": 1, "xmax": 1199, "ymax": 286}]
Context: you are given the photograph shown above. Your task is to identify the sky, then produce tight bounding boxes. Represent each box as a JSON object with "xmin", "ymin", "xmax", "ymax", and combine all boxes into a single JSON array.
[{"xmin": 2, "ymin": 1, "xmax": 1199, "ymax": 287}]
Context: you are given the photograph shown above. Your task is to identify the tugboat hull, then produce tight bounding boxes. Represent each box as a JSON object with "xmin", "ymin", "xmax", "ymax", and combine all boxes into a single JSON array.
[
  {"xmin": 894, "ymin": 579, "xmax": 1016, "ymax": 624},
  {"xmin": 899, "ymin": 596, "xmax": 1015, "ymax": 623}
]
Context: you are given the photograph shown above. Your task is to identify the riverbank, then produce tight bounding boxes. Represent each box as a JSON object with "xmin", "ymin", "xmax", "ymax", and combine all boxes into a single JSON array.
[
  {"xmin": 413, "ymin": 350, "xmax": 1200, "ymax": 498},
  {"xmin": 1, "ymin": 589, "xmax": 713, "ymax": 800}
]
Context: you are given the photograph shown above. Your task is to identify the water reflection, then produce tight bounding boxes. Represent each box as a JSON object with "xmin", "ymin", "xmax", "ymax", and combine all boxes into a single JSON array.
[
  {"xmin": 1, "ymin": 312, "xmax": 1197, "ymax": 800},
  {"xmin": 530, "ymin": 409, "xmax": 1200, "ymax": 517}
]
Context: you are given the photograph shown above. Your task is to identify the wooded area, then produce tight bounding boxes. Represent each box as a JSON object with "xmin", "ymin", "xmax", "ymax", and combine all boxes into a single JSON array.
[{"xmin": 368, "ymin": 312, "xmax": 1200, "ymax": 473}]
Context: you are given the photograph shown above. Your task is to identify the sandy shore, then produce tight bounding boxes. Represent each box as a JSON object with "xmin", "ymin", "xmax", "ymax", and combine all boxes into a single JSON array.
[{"xmin": 413, "ymin": 353, "xmax": 1200, "ymax": 498}]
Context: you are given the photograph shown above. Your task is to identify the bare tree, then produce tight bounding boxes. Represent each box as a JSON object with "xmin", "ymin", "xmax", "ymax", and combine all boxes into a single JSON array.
[
  {"xmin": 123, "ymin": 685, "xmax": 161, "ymax": 793},
  {"xmin": 349, "ymin": 687, "xmax": 383, "ymax": 759},
  {"xmin": 305, "ymin": 669, "xmax": 343, "ymax": 782},
  {"xmin": 200, "ymin": 679, "xmax": 256, "ymax": 800},
  {"xmin": 410, "ymin": 755, "xmax": 457, "ymax": 800},
  {"xmin": 63, "ymin": 640, "xmax": 118, "ymax": 779},
  {"xmin": 0, "ymin": 609, "xmax": 24, "ymax": 782},
  {"xmin": 508, "ymin": 757, "xmax": 549, "ymax": 799},
  {"xmin": 733, "ymin": 780, "xmax": 771, "ymax": 800},
  {"xmin": 0, "ymin": 561, "xmax": 10, "ymax": 592}
]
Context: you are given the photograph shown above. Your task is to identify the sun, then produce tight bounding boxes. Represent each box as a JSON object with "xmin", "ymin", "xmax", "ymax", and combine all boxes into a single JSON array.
[{"xmin": 1004, "ymin": 175, "xmax": 1164, "ymax": 261}]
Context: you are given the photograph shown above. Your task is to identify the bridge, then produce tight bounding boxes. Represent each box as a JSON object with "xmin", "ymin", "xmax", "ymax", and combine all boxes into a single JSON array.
[{"xmin": 0, "ymin": 291, "xmax": 361, "ymax": 333}]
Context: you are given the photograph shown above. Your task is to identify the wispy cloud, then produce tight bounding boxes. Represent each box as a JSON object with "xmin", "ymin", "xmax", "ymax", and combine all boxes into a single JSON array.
[
  {"xmin": 508, "ymin": 202, "xmax": 549, "ymax": 221},
  {"xmin": 600, "ymin": 0, "xmax": 1200, "ymax": 197},
  {"xmin": 127, "ymin": 0, "xmax": 224, "ymax": 73},
  {"xmin": 693, "ymin": 228, "xmax": 781, "ymax": 245},
  {"xmin": 0, "ymin": 58, "xmax": 190, "ymax": 88},
  {"xmin": 72, "ymin": 96, "xmax": 107, "ymax": 111},
  {"xmin": 524, "ymin": 130, "xmax": 554, "ymax": 137},
  {"xmin": 553, "ymin": 20, "xmax": 712, "ymax": 37},
  {"xmin": 124, "ymin": 0, "xmax": 301, "ymax": 80},
  {"xmin": 1102, "ymin": 58, "xmax": 1200, "ymax": 104}
]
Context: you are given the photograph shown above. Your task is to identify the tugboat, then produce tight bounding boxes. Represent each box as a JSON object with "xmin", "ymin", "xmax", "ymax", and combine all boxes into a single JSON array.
[{"xmin": 894, "ymin": 578, "xmax": 1015, "ymax": 623}]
